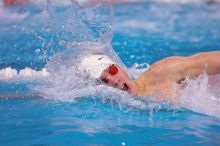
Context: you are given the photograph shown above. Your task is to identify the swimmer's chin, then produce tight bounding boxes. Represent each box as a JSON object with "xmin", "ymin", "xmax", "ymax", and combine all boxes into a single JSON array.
[{"xmin": 116, "ymin": 79, "xmax": 139, "ymax": 96}]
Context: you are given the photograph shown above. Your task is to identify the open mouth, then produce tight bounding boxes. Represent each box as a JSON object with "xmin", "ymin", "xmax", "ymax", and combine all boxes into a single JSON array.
[{"xmin": 122, "ymin": 83, "xmax": 129, "ymax": 91}]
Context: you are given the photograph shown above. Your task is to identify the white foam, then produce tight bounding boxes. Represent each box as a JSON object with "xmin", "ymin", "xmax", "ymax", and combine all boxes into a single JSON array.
[
  {"xmin": 175, "ymin": 74, "xmax": 220, "ymax": 118},
  {"xmin": 0, "ymin": 67, "xmax": 50, "ymax": 81}
]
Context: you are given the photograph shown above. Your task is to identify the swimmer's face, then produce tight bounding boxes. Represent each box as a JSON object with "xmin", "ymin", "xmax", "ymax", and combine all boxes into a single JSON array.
[{"xmin": 99, "ymin": 64, "xmax": 138, "ymax": 95}]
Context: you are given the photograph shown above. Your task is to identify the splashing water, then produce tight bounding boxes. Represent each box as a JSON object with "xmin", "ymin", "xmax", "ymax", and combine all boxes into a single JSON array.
[
  {"xmin": 40, "ymin": 0, "xmax": 126, "ymax": 101},
  {"xmin": 33, "ymin": 0, "xmax": 145, "ymax": 108},
  {"xmin": 174, "ymin": 74, "xmax": 220, "ymax": 118}
]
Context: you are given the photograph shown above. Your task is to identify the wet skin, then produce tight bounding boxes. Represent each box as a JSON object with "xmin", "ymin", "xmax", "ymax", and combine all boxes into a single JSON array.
[
  {"xmin": 99, "ymin": 63, "xmax": 183, "ymax": 98},
  {"xmin": 99, "ymin": 51, "xmax": 220, "ymax": 99}
]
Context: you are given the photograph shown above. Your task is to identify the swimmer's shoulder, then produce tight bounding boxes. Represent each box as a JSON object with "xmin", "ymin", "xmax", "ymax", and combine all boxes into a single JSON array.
[{"xmin": 151, "ymin": 56, "xmax": 190, "ymax": 71}]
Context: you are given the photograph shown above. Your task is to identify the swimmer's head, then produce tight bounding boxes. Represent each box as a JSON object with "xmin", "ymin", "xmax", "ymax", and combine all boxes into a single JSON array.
[
  {"xmin": 79, "ymin": 53, "xmax": 138, "ymax": 95},
  {"xmin": 79, "ymin": 53, "xmax": 116, "ymax": 79}
]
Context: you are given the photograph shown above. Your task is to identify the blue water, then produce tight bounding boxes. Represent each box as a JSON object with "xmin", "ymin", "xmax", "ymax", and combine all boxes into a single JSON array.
[
  {"xmin": 1, "ymin": 1, "xmax": 220, "ymax": 146},
  {"xmin": 1, "ymin": 98, "xmax": 220, "ymax": 146}
]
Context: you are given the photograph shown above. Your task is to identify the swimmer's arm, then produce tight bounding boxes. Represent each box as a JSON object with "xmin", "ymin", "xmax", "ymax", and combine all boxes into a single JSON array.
[
  {"xmin": 184, "ymin": 51, "xmax": 220, "ymax": 77},
  {"xmin": 134, "ymin": 51, "xmax": 220, "ymax": 96}
]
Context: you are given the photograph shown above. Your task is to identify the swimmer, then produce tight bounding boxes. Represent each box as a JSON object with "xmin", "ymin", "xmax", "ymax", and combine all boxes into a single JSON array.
[
  {"xmin": 80, "ymin": 51, "xmax": 220, "ymax": 99},
  {"xmin": 1, "ymin": 51, "xmax": 219, "ymax": 99}
]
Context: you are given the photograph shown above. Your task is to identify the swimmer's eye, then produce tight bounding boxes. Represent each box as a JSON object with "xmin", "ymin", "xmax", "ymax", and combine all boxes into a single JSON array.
[
  {"xmin": 122, "ymin": 83, "xmax": 129, "ymax": 91},
  {"xmin": 108, "ymin": 64, "xmax": 118, "ymax": 76}
]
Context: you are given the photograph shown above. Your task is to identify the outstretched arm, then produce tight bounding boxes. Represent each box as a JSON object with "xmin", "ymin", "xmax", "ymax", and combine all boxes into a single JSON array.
[
  {"xmin": 135, "ymin": 51, "xmax": 220, "ymax": 97},
  {"xmin": 186, "ymin": 51, "xmax": 220, "ymax": 77},
  {"xmin": 143, "ymin": 51, "xmax": 220, "ymax": 82}
]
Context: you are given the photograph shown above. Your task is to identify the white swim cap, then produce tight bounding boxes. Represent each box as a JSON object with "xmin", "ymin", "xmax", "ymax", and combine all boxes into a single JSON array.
[{"xmin": 79, "ymin": 53, "xmax": 116, "ymax": 79}]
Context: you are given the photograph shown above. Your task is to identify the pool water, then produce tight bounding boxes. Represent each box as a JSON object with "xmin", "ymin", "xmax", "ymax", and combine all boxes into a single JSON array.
[{"xmin": 1, "ymin": 1, "xmax": 220, "ymax": 146}]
